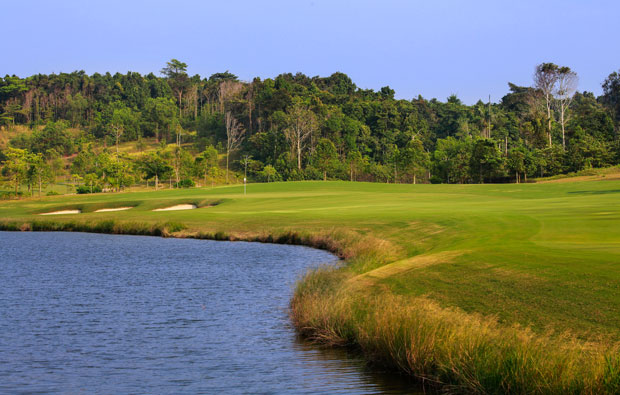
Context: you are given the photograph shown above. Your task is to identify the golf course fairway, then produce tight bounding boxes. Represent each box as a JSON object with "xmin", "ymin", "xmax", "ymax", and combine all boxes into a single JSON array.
[{"xmin": 2, "ymin": 180, "xmax": 620, "ymax": 393}]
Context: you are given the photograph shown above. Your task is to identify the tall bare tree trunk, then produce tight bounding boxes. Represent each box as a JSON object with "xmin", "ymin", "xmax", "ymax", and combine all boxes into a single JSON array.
[
  {"xmin": 547, "ymin": 97, "xmax": 553, "ymax": 147},
  {"xmin": 178, "ymin": 90, "xmax": 183, "ymax": 117},
  {"xmin": 560, "ymin": 108, "xmax": 567, "ymax": 149}
]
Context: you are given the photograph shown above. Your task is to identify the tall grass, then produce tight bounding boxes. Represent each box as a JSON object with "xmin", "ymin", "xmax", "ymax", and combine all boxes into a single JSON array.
[
  {"xmin": 291, "ymin": 267, "xmax": 620, "ymax": 394},
  {"xmin": 0, "ymin": 219, "xmax": 185, "ymax": 237}
]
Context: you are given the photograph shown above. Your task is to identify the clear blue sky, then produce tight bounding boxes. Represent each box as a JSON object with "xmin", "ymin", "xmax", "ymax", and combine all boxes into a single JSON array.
[{"xmin": 1, "ymin": 0, "xmax": 618, "ymax": 104}]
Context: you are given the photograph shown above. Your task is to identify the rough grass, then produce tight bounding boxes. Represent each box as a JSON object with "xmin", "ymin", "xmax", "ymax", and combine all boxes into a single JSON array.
[
  {"xmin": 292, "ymin": 268, "xmax": 620, "ymax": 394},
  {"xmin": 1, "ymin": 180, "xmax": 620, "ymax": 392}
]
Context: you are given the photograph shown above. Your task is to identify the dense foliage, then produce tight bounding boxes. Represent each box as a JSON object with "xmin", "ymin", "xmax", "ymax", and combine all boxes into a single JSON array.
[{"xmin": 1, "ymin": 60, "xmax": 619, "ymax": 195}]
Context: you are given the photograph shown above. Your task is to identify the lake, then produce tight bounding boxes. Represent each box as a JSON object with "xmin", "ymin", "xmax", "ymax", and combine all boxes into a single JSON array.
[{"xmin": 0, "ymin": 231, "xmax": 416, "ymax": 393}]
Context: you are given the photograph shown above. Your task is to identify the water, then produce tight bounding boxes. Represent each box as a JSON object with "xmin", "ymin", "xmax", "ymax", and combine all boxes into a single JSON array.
[{"xmin": 0, "ymin": 232, "xmax": 417, "ymax": 394}]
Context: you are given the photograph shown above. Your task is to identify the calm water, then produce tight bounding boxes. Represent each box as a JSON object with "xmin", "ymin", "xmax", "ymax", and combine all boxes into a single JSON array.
[{"xmin": 0, "ymin": 232, "xmax": 417, "ymax": 394}]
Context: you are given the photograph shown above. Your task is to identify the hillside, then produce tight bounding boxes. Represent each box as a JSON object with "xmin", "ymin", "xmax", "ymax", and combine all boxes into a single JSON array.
[{"xmin": 2, "ymin": 62, "xmax": 619, "ymax": 195}]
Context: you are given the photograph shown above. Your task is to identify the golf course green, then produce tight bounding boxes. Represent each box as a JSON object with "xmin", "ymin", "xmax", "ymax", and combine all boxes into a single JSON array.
[{"xmin": 2, "ymin": 179, "xmax": 620, "ymax": 392}]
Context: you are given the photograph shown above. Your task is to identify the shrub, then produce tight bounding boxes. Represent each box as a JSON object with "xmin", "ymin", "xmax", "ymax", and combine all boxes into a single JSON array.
[
  {"xmin": 430, "ymin": 175, "xmax": 443, "ymax": 184},
  {"xmin": 174, "ymin": 179, "xmax": 195, "ymax": 188},
  {"xmin": 0, "ymin": 191, "xmax": 24, "ymax": 200},
  {"xmin": 76, "ymin": 185, "xmax": 103, "ymax": 194}
]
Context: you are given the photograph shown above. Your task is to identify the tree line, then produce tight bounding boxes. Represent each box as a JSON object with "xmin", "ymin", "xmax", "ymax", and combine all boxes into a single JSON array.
[{"xmin": 1, "ymin": 59, "xmax": 619, "ymax": 196}]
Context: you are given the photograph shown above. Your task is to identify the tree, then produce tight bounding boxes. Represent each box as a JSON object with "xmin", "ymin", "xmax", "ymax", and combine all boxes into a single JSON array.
[
  {"xmin": 534, "ymin": 63, "xmax": 559, "ymax": 147},
  {"xmin": 26, "ymin": 152, "xmax": 53, "ymax": 197},
  {"xmin": 83, "ymin": 173, "xmax": 101, "ymax": 193},
  {"xmin": 554, "ymin": 67, "xmax": 578, "ymax": 149},
  {"xmin": 140, "ymin": 153, "xmax": 172, "ymax": 190},
  {"xmin": 145, "ymin": 97, "xmax": 177, "ymax": 142},
  {"xmin": 30, "ymin": 121, "xmax": 73, "ymax": 155},
  {"xmin": 3, "ymin": 148, "xmax": 29, "ymax": 196},
  {"xmin": 71, "ymin": 145, "xmax": 97, "ymax": 176},
  {"xmin": 261, "ymin": 164, "xmax": 278, "ymax": 182},
  {"xmin": 432, "ymin": 137, "xmax": 471, "ymax": 183},
  {"xmin": 540, "ymin": 145, "xmax": 565, "ymax": 176},
  {"xmin": 242, "ymin": 154, "xmax": 252, "ymax": 182},
  {"xmin": 170, "ymin": 146, "xmax": 194, "ymax": 185},
  {"xmin": 601, "ymin": 70, "xmax": 620, "ymax": 128},
  {"xmin": 507, "ymin": 147, "xmax": 527, "ymax": 183},
  {"xmin": 284, "ymin": 98, "xmax": 317, "ymax": 170},
  {"xmin": 104, "ymin": 158, "xmax": 134, "ymax": 191},
  {"xmin": 313, "ymin": 138, "xmax": 337, "ymax": 180},
  {"xmin": 346, "ymin": 150, "xmax": 364, "ymax": 181},
  {"xmin": 195, "ymin": 146, "xmax": 219, "ymax": 187},
  {"xmin": 46, "ymin": 148, "xmax": 64, "ymax": 179},
  {"xmin": 470, "ymin": 139, "xmax": 503, "ymax": 183},
  {"xmin": 225, "ymin": 112, "xmax": 245, "ymax": 182},
  {"xmin": 567, "ymin": 127, "xmax": 610, "ymax": 171},
  {"xmin": 400, "ymin": 139, "xmax": 429, "ymax": 184},
  {"xmin": 218, "ymin": 80, "xmax": 243, "ymax": 113},
  {"xmin": 161, "ymin": 59, "xmax": 189, "ymax": 117},
  {"xmin": 388, "ymin": 145, "xmax": 401, "ymax": 183},
  {"xmin": 110, "ymin": 108, "xmax": 126, "ymax": 157}
]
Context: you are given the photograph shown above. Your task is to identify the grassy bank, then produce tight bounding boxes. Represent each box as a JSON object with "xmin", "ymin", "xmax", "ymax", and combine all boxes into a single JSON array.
[{"xmin": 1, "ymin": 180, "xmax": 620, "ymax": 392}]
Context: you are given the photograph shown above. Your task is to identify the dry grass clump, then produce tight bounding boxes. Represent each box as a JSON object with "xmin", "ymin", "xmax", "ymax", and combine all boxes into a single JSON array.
[{"xmin": 291, "ymin": 267, "xmax": 620, "ymax": 394}]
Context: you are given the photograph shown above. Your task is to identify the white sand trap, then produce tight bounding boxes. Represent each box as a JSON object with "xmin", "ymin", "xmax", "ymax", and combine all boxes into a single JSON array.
[
  {"xmin": 40, "ymin": 210, "xmax": 81, "ymax": 216},
  {"xmin": 153, "ymin": 204, "xmax": 197, "ymax": 212},
  {"xmin": 94, "ymin": 207, "xmax": 133, "ymax": 213}
]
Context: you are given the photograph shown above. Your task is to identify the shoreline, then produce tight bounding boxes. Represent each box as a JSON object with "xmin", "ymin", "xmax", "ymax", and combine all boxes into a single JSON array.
[{"xmin": 2, "ymin": 217, "xmax": 619, "ymax": 393}]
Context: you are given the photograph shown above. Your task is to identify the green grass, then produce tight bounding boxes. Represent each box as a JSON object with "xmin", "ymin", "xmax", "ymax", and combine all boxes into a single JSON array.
[{"xmin": 1, "ymin": 180, "xmax": 620, "ymax": 392}]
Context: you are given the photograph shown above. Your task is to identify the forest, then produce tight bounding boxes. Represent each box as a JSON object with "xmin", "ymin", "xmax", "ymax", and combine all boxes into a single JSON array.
[{"xmin": 1, "ymin": 59, "xmax": 619, "ymax": 196}]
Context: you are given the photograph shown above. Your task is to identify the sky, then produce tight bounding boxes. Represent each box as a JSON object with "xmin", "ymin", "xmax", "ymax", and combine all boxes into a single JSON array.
[{"xmin": 1, "ymin": 0, "xmax": 619, "ymax": 104}]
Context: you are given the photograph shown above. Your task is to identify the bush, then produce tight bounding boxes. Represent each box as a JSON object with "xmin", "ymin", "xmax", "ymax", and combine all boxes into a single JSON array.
[
  {"xmin": 46, "ymin": 191, "xmax": 60, "ymax": 196},
  {"xmin": 430, "ymin": 175, "xmax": 443, "ymax": 184},
  {"xmin": 0, "ymin": 191, "xmax": 24, "ymax": 200},
  {"xmin": 174, "ymin": 179, "xmax": 195, "ymax": 188},
  {"xmin": 76, "ymin": 185, "xmax": 102, "ymax": 194},
  {"xmin": 287, "ymin": 169, "xmax": 305, "ymax": 181}
]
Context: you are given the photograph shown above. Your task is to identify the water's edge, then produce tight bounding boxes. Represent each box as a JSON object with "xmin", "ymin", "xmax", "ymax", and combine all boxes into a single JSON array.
[{"xmin": 0, "ymin": 221, "xmax": 425, "ymax": 392}]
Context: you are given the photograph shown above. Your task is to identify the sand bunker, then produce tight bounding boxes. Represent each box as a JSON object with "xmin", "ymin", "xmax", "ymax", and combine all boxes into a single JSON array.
[
  {"xmin": 40, "ymin": 210, "xmax": 81, "ymax": 216},
  {"xmin": 153, "ymin": 204, "xmax": 197, "ymax": 212},
  {"xmin": 94, "ymin": 207, "xmax": 133, "ymax": 213}
]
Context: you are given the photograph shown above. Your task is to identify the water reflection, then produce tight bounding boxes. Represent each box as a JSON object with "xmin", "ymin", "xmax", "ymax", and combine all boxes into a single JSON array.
[{"xmin": 293, "ymin": 336, "xmax": 426, "ymax": 394}]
